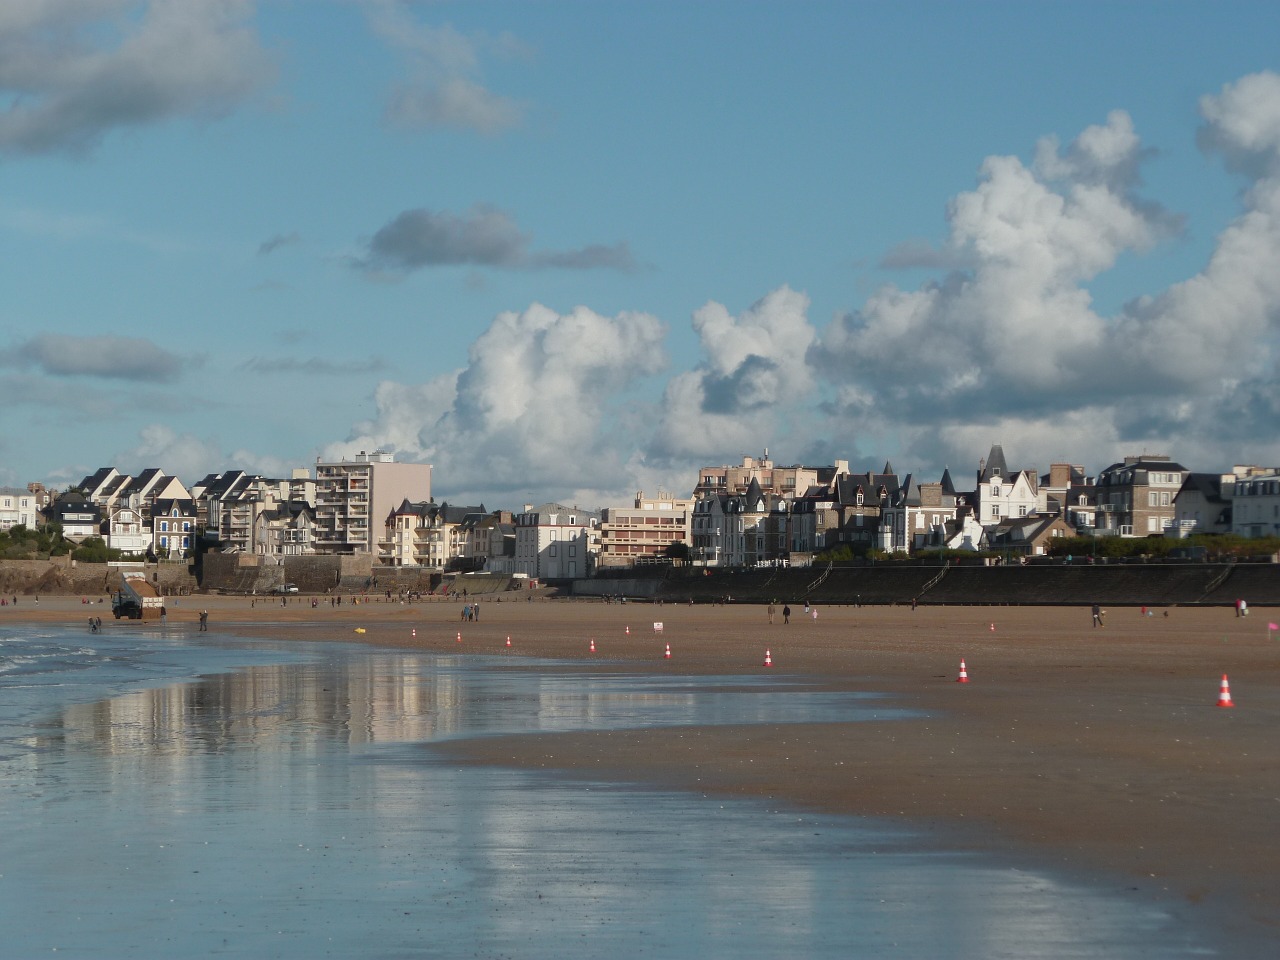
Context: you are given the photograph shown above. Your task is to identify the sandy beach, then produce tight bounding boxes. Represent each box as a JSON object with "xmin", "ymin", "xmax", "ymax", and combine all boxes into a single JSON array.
[{"xmin": 8, "ymin": 593, "xmax": 1279, "ymax": 946}]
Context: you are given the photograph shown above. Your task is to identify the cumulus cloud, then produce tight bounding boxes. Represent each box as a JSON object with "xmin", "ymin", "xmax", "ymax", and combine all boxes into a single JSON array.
[
  {"xmin": 366, "ymin": 1, "xmax": 525, "ymax": 135},
  {"xmin": 354, "ymin": 205, "xmax": 635, "ymax": 274},
  {"xmin": 326, "ymin": 73, "xmax": 1280, "ymax": 506},
  {"xmin": 9, "ymin": 333, "xmax": 184, "ymax": 382},
  {"xmin": 807, "ymin": 73, "xmax": 1280, "ymax": 477},
  {"xmin": 326, "ymin": 303, "xmax": 667, "ymax": 502},
  {"xmin": 0, "ymin": 0, "xmax": 273, "ymax": 156},
  {"xmin": 649, "ymin": 286, "xmax": 818, "ymax": 461}
]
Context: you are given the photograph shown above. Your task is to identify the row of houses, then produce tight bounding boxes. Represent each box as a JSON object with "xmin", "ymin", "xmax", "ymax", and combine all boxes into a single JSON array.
[{"xmin": 11, "ymin": 445, "xmax": 1280, "ymax": 579}]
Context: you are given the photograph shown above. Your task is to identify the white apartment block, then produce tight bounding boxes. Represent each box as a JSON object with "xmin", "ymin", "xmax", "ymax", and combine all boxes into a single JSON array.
[
  {"xmin": 314, "ymin": 451, "xmax": 432, "ymax": 556},
  {"xmin": 1229, "ymin": 469, "xmax": 1280, "ymax": 538},
  {"xmin": 514, "ymin": 503, "xmax": 600, "ymax": 579}
]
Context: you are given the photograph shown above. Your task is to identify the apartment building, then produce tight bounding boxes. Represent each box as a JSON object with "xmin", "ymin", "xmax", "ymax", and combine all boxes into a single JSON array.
[
  {"xmin": 380, "ymin": 500, "xmax": 484, "ymax": 568},
  {"xmin": 1095, "ymin": 455, "xmax": 1189, "ymax": 537},
  {"xmin": 1228, "ymin": 468, "xmax": 1280, "ymax": 538},
  {"xmin": 598, "ymin": 491, "xmax": 693, "ymax": 568},
  {"xmin": 314, "ymin": 451, "xmax": 432, "ymax": 556},
  {"xmin": 690, "ymin": 479, "xmax": 779, "ymax": 567},
  {"xmin": 693, "ymin": 452, "xmax": 846, "ymax": 500},
  {"xmin": 514, "ymin": 503, "xmax": 600, "ymax": 579}
]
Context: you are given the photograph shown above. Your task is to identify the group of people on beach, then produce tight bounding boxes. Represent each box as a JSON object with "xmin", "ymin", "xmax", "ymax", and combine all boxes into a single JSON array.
[{"xmin": 460, "ymin": 602, "xmax": 480, "ymax": 622}]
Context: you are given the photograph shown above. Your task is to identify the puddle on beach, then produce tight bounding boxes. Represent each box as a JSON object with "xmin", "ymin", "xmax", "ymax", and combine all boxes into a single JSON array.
[{"xmin": 0, "ymin": 627, "xmax": 1212, "ymax": 959}]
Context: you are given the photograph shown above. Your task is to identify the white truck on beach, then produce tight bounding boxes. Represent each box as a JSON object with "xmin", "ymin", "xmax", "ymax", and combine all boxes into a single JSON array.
[{"xmin": 112, "ymin": 572, "xmax": 164, "ymax": 620}]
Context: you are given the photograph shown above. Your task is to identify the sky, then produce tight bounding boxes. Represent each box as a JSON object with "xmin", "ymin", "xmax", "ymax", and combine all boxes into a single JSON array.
[{"xmin": 3, "ymin": 1, "xmax": 1280, "ymax": 508}]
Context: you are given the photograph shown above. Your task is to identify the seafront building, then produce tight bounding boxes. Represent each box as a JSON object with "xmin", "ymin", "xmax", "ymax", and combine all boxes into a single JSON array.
[
  {"xmin": 313, "ymin": 451, "xmax": 432, "ymax": 556},
  {"xmin": 598, "ymin": 492, "xmax": 693, "ymax": 568},
  {"xmin": 25, "ymin": 445, "xmax": 1280, "ymax": 575},
  {"xmin": 0, "ymin": 486, "xmax": 39, "ymax": 532},
  {"xmin": 514, "ymin": 504, "xmax": 601, "ymax": 580}
]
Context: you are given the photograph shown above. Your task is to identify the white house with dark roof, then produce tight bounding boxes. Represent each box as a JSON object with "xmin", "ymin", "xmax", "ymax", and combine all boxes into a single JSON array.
[
  {"xmin": 50, "ymin": 491, "xmax": 101, "ymax": 542},
  {"xmin": 106, "ymin": 505, "xmax": 151, "ymax": 555},
  {"xmin": 515, "ymin": 503, "xmax": 600, "ymax": 579},
  {"xmin": 0, "ymin": 487, "xmax": 38, "ymax": 531},
  {"xmin": 1227, "ymin": 467, "xmax": 1280, "ymax": 539},
  {"xmin": 975, "ymin": 444, "xmax": 1039, "ymax": 528}
]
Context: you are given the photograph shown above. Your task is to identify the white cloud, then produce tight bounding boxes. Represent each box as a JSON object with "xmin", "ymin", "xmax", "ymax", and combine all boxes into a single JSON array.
[
  {"xmin": 812, "ymin": 81, "xmax": 1280, "ymax": 470},
  {"xmin": 0, "ymin": 0, "xmax": 273, "ymax": 155},
  {"xmin": 113, "ymin": 424, "xmax": 295, "ymax": 481},
  {"xmin": 326, "ymin": 74, "xmax": 1280, "ymax": 506},
  {"xmin": 367, "ymin": 1, "xmax": 525, "ymax": 135},
  {"xmin": 650, "ymin": 286, "xmax": 818, "ymax": 461},
  {"xmin": 327, "ymin": 303, "xmax": 668, "ymax": 503}
]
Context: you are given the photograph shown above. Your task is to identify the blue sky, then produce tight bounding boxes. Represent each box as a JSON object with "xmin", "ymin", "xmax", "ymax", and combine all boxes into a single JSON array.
[{"xmin": 3, "ymin": 1, "xmax": 1279, "ymax": 506}]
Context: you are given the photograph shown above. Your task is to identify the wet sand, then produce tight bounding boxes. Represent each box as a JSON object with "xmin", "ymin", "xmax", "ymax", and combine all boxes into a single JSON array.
[{"xmin": 10, "ymin": 593, "xmax": 1280, "ymax": 945}]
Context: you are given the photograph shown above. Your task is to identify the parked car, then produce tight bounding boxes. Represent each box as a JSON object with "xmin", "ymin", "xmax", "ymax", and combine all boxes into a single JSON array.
[{"xmin": 273, "ymin": 583, "xmax": 299, "ymax": 594}]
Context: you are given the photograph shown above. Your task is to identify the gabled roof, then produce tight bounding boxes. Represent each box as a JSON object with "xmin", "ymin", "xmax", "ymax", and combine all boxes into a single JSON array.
[
  {"xmin": 78, "ymin": 467, "xmax": 118, "ymax": 496},
  {"xmin": 1177, "ymin": 473, "xmax": 1225, "ymax": 504},
  {"xmin": 100, "ymin": 474, "xmax": 131, "ymax": 500},
  {"xmin": 123, "ymin": 468, "xmax": 163, "ymax": 497}
]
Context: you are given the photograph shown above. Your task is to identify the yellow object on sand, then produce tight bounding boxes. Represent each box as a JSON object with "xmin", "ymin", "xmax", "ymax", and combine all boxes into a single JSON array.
[{"xmin": 354, "ymin": 627, "xmax": 366, "ymax": 634}]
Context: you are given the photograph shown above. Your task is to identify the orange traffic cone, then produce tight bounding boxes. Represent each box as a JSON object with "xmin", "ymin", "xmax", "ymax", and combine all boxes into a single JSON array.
[
  {"xmin": 456, "ymin": 631, "xmax": 462, "ymax": 643},
  {"xmin": 764, "ymin": 649, "xmax": 773, "ymax": 667},
  {"xmin": 664, "ymin": 642, "xmax": 671, "ymax": 660},
  {"xmin": 957, "ymin": 658, "xmax": 969, "ymax": 683},
  {"xmin": 626, "ymin": 625, "xmax": 630, "ymax": 636},
  {"xmin": 505, "ymin": 635, "xmax": 512, "ymax": 649},
  {"xmin": 1217, "ymin": 674, "xmax": 1234, "ymax": 708},
  {"xmin": 589, "ymin": 638, "xmax": 596, "ymax": 653},
  {"xmin": 989, "ymin": 623, "xmax": 995, "ymax": 632}
]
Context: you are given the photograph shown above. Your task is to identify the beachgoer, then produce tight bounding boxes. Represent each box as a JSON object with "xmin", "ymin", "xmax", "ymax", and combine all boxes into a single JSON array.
[
  {"xmin": 160, "ymin": 605, "xmax": 167, "ymax": 625},
  {"xmin": 768, "ymin": 602, "xmax": 775, "ymax": 624},
  {"xmin": 199, "ymin": 610, "xmax": 209, "ymax": 632},
  {"xmin": 783, "ymin": 605, "xmax": 791, "ymax": 624},
  {"xmin": 1091, "ymin": 603, "xmax": 1103, "ymax": 628}
]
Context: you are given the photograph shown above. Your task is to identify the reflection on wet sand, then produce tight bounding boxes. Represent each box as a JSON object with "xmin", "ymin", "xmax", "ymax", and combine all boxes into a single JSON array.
[{"xmin": 0, "ymin": 640, "xmax": 1209, "ymax": 960}]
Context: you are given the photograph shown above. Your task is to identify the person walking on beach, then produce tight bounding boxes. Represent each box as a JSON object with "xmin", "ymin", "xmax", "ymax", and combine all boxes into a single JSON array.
[
  {"xmin": 782, "ymin": 604, "xmax": 791, "ymax": 624},
  {"xmin": 1091, "ymin": 603, "xmax": 1104, "ymax": 627},
  {"xmin": 199, "ymin": 610, "xmax": 209, "ymax": 632},
  {"xmin": 768, "ymin": 602, "xmax": 776, "ymax": 624}
]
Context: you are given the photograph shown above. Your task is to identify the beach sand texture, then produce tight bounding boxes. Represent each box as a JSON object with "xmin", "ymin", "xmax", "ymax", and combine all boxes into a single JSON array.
[{"xmin": 8, "ymin": 594, "xmax": 1278, "ymax": 945}]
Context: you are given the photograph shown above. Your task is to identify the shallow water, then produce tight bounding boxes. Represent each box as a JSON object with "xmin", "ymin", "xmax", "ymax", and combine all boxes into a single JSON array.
[{"xmin": 0, "ymin": 626, "xmax": 1212, "ymax": 959}]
